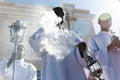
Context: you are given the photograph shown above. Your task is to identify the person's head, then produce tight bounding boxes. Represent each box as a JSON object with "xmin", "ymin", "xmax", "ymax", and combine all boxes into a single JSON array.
[
  {"xmin": 7, "ymin": 44, "xmax": 25, "ymax": 67},
  {"xmin": 52, "ymin": 7, "xmax": 64, "ymax": 25},
  {"xmin": 98, "ymin": 13, "xmax": 112, "ymax": 32},
  {"xmin": 40, "ymin": 7, "xmax": 65, "ymax": 30},
  {"xmin": 16, "ymin": 44, "xmax": 25, "ymax": 60}
]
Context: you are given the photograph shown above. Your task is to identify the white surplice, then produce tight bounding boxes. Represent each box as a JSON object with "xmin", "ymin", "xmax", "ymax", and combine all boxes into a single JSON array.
[
  {"xmin": 29, "ymin": 27, "xmax": 81, "ymax": 80},
  {"xmin": 88, "ymin": 31, "xmax": 120, "ymax": 80},
  {"xmin": 65, "ymin": 47, "xmax": 88, "ymax": 80},
  {"xmin": 0, "ymin": 59, "xmax": 37, "ymax": 80}
]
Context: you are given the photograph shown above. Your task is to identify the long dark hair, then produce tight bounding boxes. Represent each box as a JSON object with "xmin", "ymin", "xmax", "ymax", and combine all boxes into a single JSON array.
[{"xmin": 52, "ymin": 7, "xmax": 64, "ymax": 25}]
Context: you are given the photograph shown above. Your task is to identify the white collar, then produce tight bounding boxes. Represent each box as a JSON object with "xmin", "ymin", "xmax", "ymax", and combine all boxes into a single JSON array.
[{"xmin": 15, "ymin": 58, "xmax": 24, "ymax": 63}]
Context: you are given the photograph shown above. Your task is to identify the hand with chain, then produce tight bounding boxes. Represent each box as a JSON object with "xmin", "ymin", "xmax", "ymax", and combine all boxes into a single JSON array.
[
  {"xmin": 108, "ymin": 35, "xmax": 120, "ymax": 52},
  {"xmin": 7, "ymin": 52, "xmax": 17, "ymax": 68}
]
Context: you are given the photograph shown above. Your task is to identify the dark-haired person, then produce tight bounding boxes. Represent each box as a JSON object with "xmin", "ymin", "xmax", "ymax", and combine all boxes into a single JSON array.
[
  {"xmin": 0, "ymin": 44, "xmax": 37, "ymax": 80},
  {"xmin": 29, "ymin": 7, "xmax": 82, "ymax": 80}
]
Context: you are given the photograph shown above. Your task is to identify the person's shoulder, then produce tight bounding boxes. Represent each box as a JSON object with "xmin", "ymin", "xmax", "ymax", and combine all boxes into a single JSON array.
[
  {"xmin": 90, "ymin": 32, "xmax": 99, "ymax": 39},
  {"xmin": 27, "ymin": 62, "xmax": 36, "ymax": 70},
  {"xmin": 23, "ymin": 61, "xmax": 33, "ymax": 66},
  {"xmin": 27, "ymin": 63, "xmax": 35, "ymax": 67},
  {"xmin": 23, "ymin": 61, "xmax": 36, "ymax": 70},
  {"xmin": 21, "ymin": 62, "xmax": 37, "ymax": 74},
  {"xmin": 66, "ymin": 30, "xmax": 76, "ymax": 34},
  {"xmin": 64, "ymin": 30, "xmax": 79, "ymax": 37},
  {"xmin": 88, "ymin": 33, "xmax": 99, "ymax": 43}
]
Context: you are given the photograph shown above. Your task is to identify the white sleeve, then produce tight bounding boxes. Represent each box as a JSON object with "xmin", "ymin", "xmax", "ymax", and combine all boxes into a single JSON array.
[
  {"xmin": 88, "ymin": 36, "xmax": 109, "ymax": 67},
  {"xmin": 27, "ymin": 64, "xmax": 37, "ymax": 80},
  {"xmin": 29, "ymin": 28, "xmax": 47, "ymax": 57},
  {"xmin": 69, "ymin": 31, "xmax": 83, "ymax": 43}
]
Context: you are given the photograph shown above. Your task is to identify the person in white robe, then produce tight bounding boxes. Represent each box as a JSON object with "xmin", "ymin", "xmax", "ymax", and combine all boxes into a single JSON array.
[
  {"xmin": 88, "ymin": 13, "xmax": 120, "ymax": 80},
  {"xmin": 0, "ymin": 44, "xmax": 37, "ymax": 80},
  {"xmin": 29, "ymin": 7, "xmax": 83, "ymax": 80},
  {"xmin": 29, "ymin": 6, "xmax": 98, "ymax": 80}
]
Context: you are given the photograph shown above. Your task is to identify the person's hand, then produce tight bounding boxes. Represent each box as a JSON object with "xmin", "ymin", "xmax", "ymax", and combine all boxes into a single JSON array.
[
  {"xmin": 107, "ymin": 37, "xmax": 120, "ymax": 52},
  {"xmin": 78, "ymin": 42, "xmax": 87, "ymax": 52},
  {"xmin": 7, "ymin": 52, "xmax": 17, "ymax": 67},
  {"xmin": 11, "ymin": 52, "xmax": 17, "ymax": 60},
  {"xmin": 111, "ymin": 35, "xmax": 120, "ymax": 48},
  {"xmin": 87, "ymin": 77, "xmax": 97, "ymax": 80}
]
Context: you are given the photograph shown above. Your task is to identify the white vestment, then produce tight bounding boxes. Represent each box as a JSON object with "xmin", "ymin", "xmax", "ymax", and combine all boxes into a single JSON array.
[
  {"xmin": 88, "ymin": 31, "xmax": 120, "ymax": 80},
  {"xmin": 0, "ymin": 59, "xmax": 37, "ymax": 80},
  {"xmin": 65, "ymin": 47, "xmax": 88, "ymax": 80},
  {"xmin": 29, "ymin": 28, "xmax": 81, "ymax": 80}
]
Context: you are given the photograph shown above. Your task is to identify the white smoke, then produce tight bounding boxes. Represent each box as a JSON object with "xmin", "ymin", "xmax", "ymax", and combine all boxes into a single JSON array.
[
  {"xmin": 38, "ymin": 10, "xmax": 80, "ymax": 60},
  {"xmin": 40, "ymin": 10, "xmax": 62, "ymax": 31}
]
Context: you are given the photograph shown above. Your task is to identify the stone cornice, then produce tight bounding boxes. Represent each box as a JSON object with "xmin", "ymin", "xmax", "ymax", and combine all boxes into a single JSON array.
[
  {"xmin": 0, "ymin": 1, "xmax": 51, "ymax": 17},
  {"xmin": 0, "ymin": 2, "xmax": 95, "ymax": 20}
]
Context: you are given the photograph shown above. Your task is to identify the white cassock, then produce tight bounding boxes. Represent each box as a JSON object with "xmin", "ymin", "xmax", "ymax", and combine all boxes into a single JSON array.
[
  {"xmin": 0, "ymin": 59, "xmax": 37, "ymax": 80},
  {"xmin": 65, "ymin": 47, "xmax": 88, "ymax": 80},
  {"xmin": 88, "ymin": 31, "xmax": 120, "ymax": 80},
  {"xmin": 29, "ymin": 28, "xmax": 81, "ymax": 80}
]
